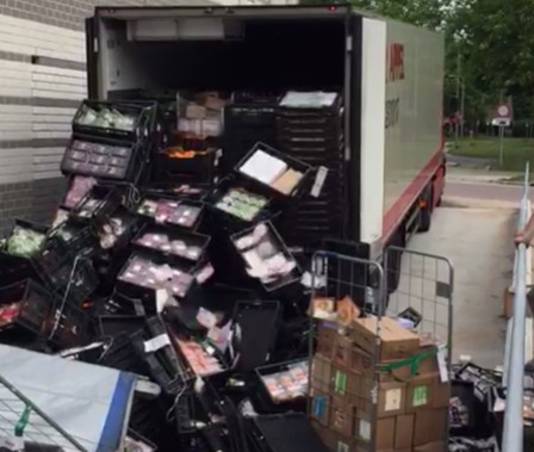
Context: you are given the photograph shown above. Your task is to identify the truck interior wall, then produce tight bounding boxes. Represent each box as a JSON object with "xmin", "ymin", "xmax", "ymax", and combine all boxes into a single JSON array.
[{"xmin": 99, "ymin": 19, "xmax": 346, "ymax": 96}]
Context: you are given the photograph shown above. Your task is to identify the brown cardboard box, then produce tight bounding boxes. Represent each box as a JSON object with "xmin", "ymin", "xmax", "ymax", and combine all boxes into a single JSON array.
[
  {"xmin": 354, "ymin": 414, "xmax": 395, "ymax": 449},
  {"xmin": 310, "ymin": 390, "xmax": 331, "ymax": 427},
  {"xmin": 406, "ymin": 373, "xmax": 440, "ymax": 413},
  {"xmin": 432, "ymin": 380, "xmax": 451, "ymax": 408},
  {"xmin": 312, "ymin": 354, "xmax": 332, "ymax": 393},
  {"xmin": 350, "ymin": 316, "xmax": 420, "ymax": 360},
  {"xmin": 333, "ymin": 335, "xmax": 355, "ymax": 368},
  {"xmin": 413, "ymin": 408, "xmax": 448, "ymax": 446},
  {"xmin": 350, "ymin": 344, "xmax": 374, "ymax": 374},
  {"xmin": 317, "ymin": 321, "xmax": 338, "ymax": 358},
  {"xmin": 414, "ymin": 441, "xmax": 446, "ymax": 451},
  {"xmin": 395, "ymin": 414, "xmax": 414, "ymax": 449},
  {"xmin": 331, "ymin": 396, "xmax": 356, "ymax": 437},
  {"xmin": 185, "ymin": 104, "xmax": 207, "ymax": 119},
  {"xmin": 311, "ymin": 421, "xmax": 337, "ymax": 450},
  {"xmin": 331, "ymin": 365, "xmax": 360, "ymax": 403},
  {"xmin": 377, "ymin": 381, "xmax": 406, "ymax": 417}
]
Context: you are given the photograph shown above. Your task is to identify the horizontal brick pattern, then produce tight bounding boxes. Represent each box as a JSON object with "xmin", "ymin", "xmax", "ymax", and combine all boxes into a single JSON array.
[
  {"xmin": 0, "ymin": 0, "xmax": 214, "ymax": 31},
  {"xmin": 0, "ymin": 178, "xmax": 66, "ymax": 234}
]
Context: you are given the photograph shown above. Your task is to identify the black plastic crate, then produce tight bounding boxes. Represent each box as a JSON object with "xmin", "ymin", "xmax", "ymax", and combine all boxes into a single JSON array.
[
  {"xmin": 116, "ymin": 250, "xmax": 196, "ymax": 304},
  {"xmin": 235, "ymin": 142, "xmax": 314, "ymax": 199},
  {"xmin": 255, "ymin": 359, "xmax": 308, "ymax": 413},
  {"xmin": 132, "ymin": 223, "xmax": 211, "ymax": 266},
  {"xmin": 230, "ymin": 221, "xmax": 301, "ymax": 292},
  {"xmin": 40, "ymin": 255, "xmax": 99, "ymax": 307},
  {"xmin": 152, "ymin": 147, "xmax": 217, "ymax": 186},
  {"xmin": 72, "ymin": 100, "xmax": 157, "ymax": 142},
  {"xmin": 0, "ymin": 279, "xmax": 54, "ymax": 336},
  {"xmin": 135, "ymin": 195, "xmax": 205, "ymax": 231},
  {"xmin": 277, "ymin": 92, "xmax": 342, "ymax": 117},
  {"xmin": 61, "ymin": 136, "xmax": 145, "ymax": 182},
  {"xmin": 98, "ymin": 314, "xmax": 146, "ymax": 337},
  {"xmin": 131, "ymin": 317, "xmax": 189, "ymax": 395},
  {"xmin": 71, "ymin": 184, "xmax": 124, "ymax": 226},
  {"xmin": 0, "ymin": 252, "xmax": 40, "ymax": 286},
  {"xmin": 47, "ymin": 300, "xmax": 89, "ymax": 349},
  {"xmin": 3, "ymin": 219, "xmax": 48, "ymax": 259},
  {"xmin": 223, "ymin": 103, "xmax": 278, "ymax": 173}
]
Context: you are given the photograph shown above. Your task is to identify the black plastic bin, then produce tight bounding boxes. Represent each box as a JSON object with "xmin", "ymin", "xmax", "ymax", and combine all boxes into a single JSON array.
[
  {"xmin": 235, "ymin": 142, "xmax": 314, "ymax": 200},
  {"xmin": 71, "ymin": 184, "xmax": 124, "ymax": 226},
  {"xmin": 132, "ymin": 223, "xmax": 211, "ymax": 267},
  {"xmin": 135, "ymin": 195, "xmax": 205, "ymax": 231},
  {"xmin": 0, "ymin": 279, "xmax": 54, "ymax": 337},
  {"xmin": 72, "ymin": 100, "xmax": 157, "ymax": 142}
]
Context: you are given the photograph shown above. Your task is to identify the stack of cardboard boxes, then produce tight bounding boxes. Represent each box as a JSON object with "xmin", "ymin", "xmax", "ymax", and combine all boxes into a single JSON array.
[{"xmin": 310, "ymin": 315, "xmax": 450, "ymax": 452}]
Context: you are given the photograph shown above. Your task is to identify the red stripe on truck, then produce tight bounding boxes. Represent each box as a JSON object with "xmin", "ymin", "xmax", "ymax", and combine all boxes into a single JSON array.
[{"xmin": 382, "ymin": 145, "xmax": 445, "ymax": 243}]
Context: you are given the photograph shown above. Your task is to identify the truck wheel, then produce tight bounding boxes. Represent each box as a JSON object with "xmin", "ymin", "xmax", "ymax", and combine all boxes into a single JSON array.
[{"xmin": 418, "ymin": 188, "xmax": 433, "ymax": 232}]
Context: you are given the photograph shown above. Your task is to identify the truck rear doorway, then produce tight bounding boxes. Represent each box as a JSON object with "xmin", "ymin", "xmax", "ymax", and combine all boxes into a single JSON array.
[{"xmin": 90, "ymin": 9, "xmax": 359, "ymax": 247}]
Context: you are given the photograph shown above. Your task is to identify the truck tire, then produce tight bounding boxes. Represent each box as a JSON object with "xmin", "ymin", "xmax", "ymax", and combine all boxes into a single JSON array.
[{"xmin": 418, "ymin": 187, "xmax": 433, "ymax": 232}]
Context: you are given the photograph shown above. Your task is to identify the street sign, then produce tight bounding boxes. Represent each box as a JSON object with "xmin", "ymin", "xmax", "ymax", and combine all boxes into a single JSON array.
[{"xmin": 492, "ymin": 101, "xmax": 513, "ymax": 126}]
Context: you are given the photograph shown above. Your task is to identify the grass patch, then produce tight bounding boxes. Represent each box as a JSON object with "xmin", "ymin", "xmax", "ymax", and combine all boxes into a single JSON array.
[{"xmin": 449, "ymin": 137, "xmax": 534, "ymax": 172}]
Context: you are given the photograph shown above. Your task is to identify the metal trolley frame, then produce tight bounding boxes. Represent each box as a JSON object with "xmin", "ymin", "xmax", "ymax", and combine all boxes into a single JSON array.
[{"xmin": 308, "ymin": 246, "xmax": 454, "ymax": 451}]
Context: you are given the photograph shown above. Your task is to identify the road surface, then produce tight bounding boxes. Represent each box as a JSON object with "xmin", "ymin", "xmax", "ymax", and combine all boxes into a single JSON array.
[{"xmin": 446, "ymin": 181, "xmax": 529, "ymax": 203}]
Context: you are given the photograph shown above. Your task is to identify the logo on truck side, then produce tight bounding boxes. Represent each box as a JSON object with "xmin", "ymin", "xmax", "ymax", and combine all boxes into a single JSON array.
[{"xmin": 388, "ymin": 43, "xmax": 405, "ymax": 82}]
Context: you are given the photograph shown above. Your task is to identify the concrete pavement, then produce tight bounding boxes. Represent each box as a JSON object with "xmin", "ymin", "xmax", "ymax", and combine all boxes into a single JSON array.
[{"xmin": 406, "ymin": 194, "xmax": 517, "ymax": 368}]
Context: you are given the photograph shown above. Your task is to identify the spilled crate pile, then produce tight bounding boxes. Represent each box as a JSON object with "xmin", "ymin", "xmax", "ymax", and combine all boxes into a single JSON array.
[{"xmin": 310, "ymin": 312, "xmax": 450, "ymax": 452}]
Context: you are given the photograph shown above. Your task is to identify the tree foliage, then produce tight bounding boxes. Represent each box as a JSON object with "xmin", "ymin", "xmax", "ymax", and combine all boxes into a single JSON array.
[{"xmin": 303, "ymin": 0, "xmax": 534, "ymax": 124}]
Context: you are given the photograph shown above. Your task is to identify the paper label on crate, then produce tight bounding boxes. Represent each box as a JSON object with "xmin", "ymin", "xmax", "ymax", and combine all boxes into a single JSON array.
[
  {"xmin": 0, "ymin": 436, "xmax": 23, "ymax": 451},
  {"xmin": 437, "ymin": 344, "xmax": 449, "ymax": 383},
  {"xmin": 336, "ymin": 441, "xmax": 350, "ymax": 452},
  {"xmin": 385, "ymin": 388, "xmax": 403, "ymax": 412},
  {"xmin": 144, "ymin": 334, "xmax": 171, "ymax": 353},
  {"xmin": 196, "ymin": 263, "xmax": 215, "ymax": 284},
  {"xmin": 359, "ymin": 419, "xmax": 372, "ymax": 441},
  {"xmin": 412, "ymin": 385, "xmax": 429, "ymax": 407},
  {"xmin": 310, "ymin": 166, "xmax": 328, "ymax": 198}
]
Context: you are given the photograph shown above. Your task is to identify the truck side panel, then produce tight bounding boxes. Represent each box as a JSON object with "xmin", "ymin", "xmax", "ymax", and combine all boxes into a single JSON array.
[
  {"xmin": 359, "ymin": 17, "xmax": 387, "ymax": 249},
  {"xmin": 382, "ymin": 20, "xmax": 444, "ymax": 241}
]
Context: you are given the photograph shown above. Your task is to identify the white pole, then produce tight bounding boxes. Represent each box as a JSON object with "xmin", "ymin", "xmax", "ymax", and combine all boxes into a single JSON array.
[{"xmin": 499, "ymin": 124, "xmax": 505, "ymax": 167}]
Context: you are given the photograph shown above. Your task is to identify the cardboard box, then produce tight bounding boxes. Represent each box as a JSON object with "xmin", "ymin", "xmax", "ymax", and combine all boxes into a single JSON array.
[
  {"xmin": 311, "ymin": 421, "xmax": 337, "ymax": 450},
  {"xmin": 350, "ymin": 344, "xmax": 374, "ymax": 373},
  {"xmin": 185, "ymin": 104, "xmax": 207, "ymax": 119},
  {"xmin": 334, "ymin": 335, "xmax": 355, "ymax": 368},
  {"xmin": 317, "ymin": 321, "xmax": 338, "ymax": 358},
  {"xmin": 406, "ymin": 373, "xmax": 440, "ymax": 413},
  {"xmin": 310, "ymin": 390, "xmax": 331, "ymax": 427},
  {"xmin": 414, "ymin": 441, "xmax": 446, "ymax": 451},
  {"xmin": 331, "ymin": 396, "xmax": 356, "ymax": 437},
  {"xmin": 331, "ymin": 365, "xmax": 360, "ymax": 403},
  {"xmin": 312, "ymin": 354, "xmax": 332, "ymax": 393},
  {"xmin": 377, "ymin": 381, "xmax": 406, "ymax": 417},
  {"xmin": 413, "ymin": 408, "xmax": 448, "ymax": 446},
  {"xmin": 394, "ymin": 414, "xmax": 414, "ymax": 449},
  {"xmin": 432, "ymin": 380, "xmax": 451, "ymax": 408},
  {"xmin": 354, "ymin": 414, "xmax": 395, "ymax": 450},
  {"xmin": 350, "ymin": 316, "xmax": 420, "ymax": 360}
]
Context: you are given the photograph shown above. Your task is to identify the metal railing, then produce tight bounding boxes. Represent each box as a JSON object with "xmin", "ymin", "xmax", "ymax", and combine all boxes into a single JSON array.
[{"xmin": 503, "ymin": 162, "xmax": 530, "ymax": 452}]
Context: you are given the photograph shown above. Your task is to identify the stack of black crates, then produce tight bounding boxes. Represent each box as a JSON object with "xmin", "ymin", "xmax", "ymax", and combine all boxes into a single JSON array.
[
  {"xmin": 275, "ymin": 95, "xmax": 346, "ymax": 247},
  {"xmin": 222, "ymin": 93, "xmax": 280, "ymax": 174}
]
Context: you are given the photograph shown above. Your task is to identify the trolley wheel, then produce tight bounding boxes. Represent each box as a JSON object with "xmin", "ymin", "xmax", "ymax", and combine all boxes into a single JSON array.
[{"xmin": 418, "ymin": 187, "xmax": 433, "ymax": 232}]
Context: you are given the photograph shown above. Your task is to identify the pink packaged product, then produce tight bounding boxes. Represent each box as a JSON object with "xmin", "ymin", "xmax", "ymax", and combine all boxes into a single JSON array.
[
  {"xmin": 175, "ymin": 338, "xmax": 225, "ymax": 377},
  {"xmin": 118, "ymin": 254, "xmax": 194, "ymax": 298},
  {"xmin": 259, "ymin": 360, "xmax": 309, "ymax": 403},
  {"xmin": 63, "ymin": 175, "xmax": 97, "ymax": 208},
  {"xmin": 136, "ymin": 198, "xmax": 202, "ymax": 229}
]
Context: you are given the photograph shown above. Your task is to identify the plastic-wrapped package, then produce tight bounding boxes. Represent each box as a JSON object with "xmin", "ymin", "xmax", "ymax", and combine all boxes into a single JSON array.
[{"xmin": 6, "ymin": 225, "xmax": 46, "ymax": 258}]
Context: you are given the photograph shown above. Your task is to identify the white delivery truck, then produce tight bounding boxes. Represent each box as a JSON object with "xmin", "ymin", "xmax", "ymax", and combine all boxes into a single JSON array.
[{"xmin": 85, "ymin": 4, "xmax": 445, "ymax": 265}]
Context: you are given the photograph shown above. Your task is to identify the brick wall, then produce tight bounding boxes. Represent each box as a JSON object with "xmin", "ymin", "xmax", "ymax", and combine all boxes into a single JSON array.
[{"xmin": 0, "ymin": 0, "xmax": 215, "ymax": 229}]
